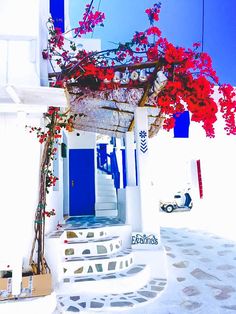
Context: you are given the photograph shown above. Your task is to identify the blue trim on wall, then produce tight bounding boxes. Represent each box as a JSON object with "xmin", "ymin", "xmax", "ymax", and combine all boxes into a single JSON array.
[
  {"xmin": 62, "ymin": 132, "xmax": 69, "ymax": 216},
  {"xmin": 121, "ymin": 149, "xmax": 138, "ymax": 187},
  {"xmin": 174, "ymin": 111, "xmax": 190, "ymax": 138},
  {"xmin": 121, "ymin": 149, "xmax": 127, "ymax": 188},
  {"xmin": 98, "ymin": 143, "xmax": 108, "ymax": 167},
  {"xmin": 53, "ymin": 143, "xmax": 59, "ymax": 191},
  {"xmin": 50, "ymin": 0, "xmax": 65, "ymax": 32},
  {"xmin": 135, "ymin": 149, "xmax": 138, "ymax": 185}
]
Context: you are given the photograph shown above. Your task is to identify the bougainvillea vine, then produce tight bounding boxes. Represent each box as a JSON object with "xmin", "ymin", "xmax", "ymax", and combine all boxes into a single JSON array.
[
  {"xmin": 27, "ymin": 107, "xmax": 77, "ymax": 274},
  {"xmin": 44, "ymin": 2, "xmax": 236, "ymax": 138}
]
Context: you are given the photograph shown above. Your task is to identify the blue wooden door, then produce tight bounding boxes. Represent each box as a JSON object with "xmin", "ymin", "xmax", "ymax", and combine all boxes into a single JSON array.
[{"xmin": 69, "ymin": 149, "xmax": 95, "ymax": 216}]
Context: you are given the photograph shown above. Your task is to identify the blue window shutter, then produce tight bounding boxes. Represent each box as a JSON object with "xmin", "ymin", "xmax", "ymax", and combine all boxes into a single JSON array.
[
  {"xmin": 50, "ymin": 0, "xmax": 65, "ymax": 32},
  {"xmin": 174, "ymin": 111, "xmax": 190, "ymax": 138}
]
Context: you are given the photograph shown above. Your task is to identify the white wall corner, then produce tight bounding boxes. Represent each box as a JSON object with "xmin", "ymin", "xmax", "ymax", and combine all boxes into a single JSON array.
[
  {"xmin": 125, "ymin": 186, "xmax": 141, "ymax": 232},
  {"xmin": 134, "ymin": 107, "xmax": 160, "ymax": 234}
]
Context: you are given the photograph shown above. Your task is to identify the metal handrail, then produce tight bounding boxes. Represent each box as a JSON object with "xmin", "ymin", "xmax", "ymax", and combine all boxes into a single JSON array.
[{"xmin": 97, "ymin": 148, "xmax": 120, "ymax": 189}]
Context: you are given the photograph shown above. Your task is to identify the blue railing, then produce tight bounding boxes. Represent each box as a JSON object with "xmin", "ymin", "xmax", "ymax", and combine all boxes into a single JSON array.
[{"xmin": 97, "ymin": 146, "xmax": 120, "ymax": 190}]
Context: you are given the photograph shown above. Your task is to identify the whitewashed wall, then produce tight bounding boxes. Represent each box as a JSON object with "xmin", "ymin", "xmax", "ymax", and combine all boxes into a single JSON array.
[
  {"xmin": 0, "ymin": 0, "xmax": 64, "ymax": 270},
  {"xmin": 0, "ymin": 113, "xmax": 39, "ymax": 267},
  {"xmin": 0, "ymin": 111, "xmax": 66, "ymax": 269},
  {"xmin": 0, "ymin": 0, "xmax": 101, "ymax": 275},
  {"xmin": 0, "ymin": 0, "xmax": 41, "ymax": 86},
  {"xmin": 149, "ymin": 100, "xmax": 236, "ymax": 241},
  {"xmin": 67, "ymin": 130, "xmax": 96, "ymax": 149}
]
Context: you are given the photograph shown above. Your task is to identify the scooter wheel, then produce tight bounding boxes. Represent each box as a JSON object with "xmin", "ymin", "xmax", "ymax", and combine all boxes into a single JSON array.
[{"xmin": 165, "ymin": 204, "xmax": 174, "ymax": 213}]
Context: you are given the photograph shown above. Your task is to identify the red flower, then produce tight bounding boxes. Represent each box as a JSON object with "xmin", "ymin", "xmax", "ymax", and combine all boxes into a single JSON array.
[
  {"xmin": 47, "ymin": 107, "xmax": 59, "ymax": 115},
  {"xmin": 132, "ymin": 32, "xmax": 148, "ymax": 45},
  {"xmin": 145, "ymin": 3, "xmax": 161, "ymax": 24},
  {"xmin": 193, "ymin": 42, "xmax": 201, "ymax": 48},
  {"xmin": 42, "ymin": 50, "xmax": 49, "ymax": 59},
  {"xmin": 54, "ymin": 125, "xmax": 61, "ymax": 131},
  {"xmin": 219, "ymin": 84, "xmax": 236, "ymax": 135},
  {"xmin": 165, "ymin": 44, "xmax": 185, "ymax": 63},
  {"xmin": 43, "ymin": 208, "xmax": 56, "ymax": 218},
  {"xmin": 147, "ymin": 46, "xmax": 158, "ymax": 61},
  {"xmin": 48, "ymin": 175, "xmax": 58, "ymax": 186},
  {"xmin": 75, "ymin": 7, "xmax": 105, "ymax": 36},
  {"xmin": 146, "ymin": 26, "xmax": 161, "ymax": 37},
  {"xmin": 163, "ymin": 117, "xmax": 176, "ymax": 131}
]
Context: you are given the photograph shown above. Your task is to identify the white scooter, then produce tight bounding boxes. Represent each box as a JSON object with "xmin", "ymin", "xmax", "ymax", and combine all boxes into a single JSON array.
[{"xmin": 160, "ymin": 189, "xmax": 193, "ymax": 213}]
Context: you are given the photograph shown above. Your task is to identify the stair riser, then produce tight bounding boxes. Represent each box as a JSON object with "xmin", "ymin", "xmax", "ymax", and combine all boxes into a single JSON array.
[
  {"xmin": 97, "ymin": 190, "xmax": 116, "ymax": 197},
  {"xmin": 95, "ymin": 202, "xmax": 117, "ymax": 210},
  {"xmin": 58, "ymin": 265, "xmax": 151, "ymax": 295},
  {"xmin": 97, "ymin": 184, "xmax": 115, "ymax": 191},
  {"xmin": 63, "ymin": 238, "xmax": 122, "ymax": 258},
  {"xmin": 97, "ymin": 174, "xmax": 112, "ymax": 179},
  {"xmin": 63, "ymin": 228, "xmax": 107, "ymax": 242},
  {"xmin": 96, "ymin": 196, "xmax": 117, "ymax": 202},
  {"xmin": 97, "ymin": 179, "xmax": 114, "ymax": 186},
  {"xmin": 96, "ymin": 209, "xmax": 118, "ymax": 217},
  {"xmin": 63, "ymin": 225, "xmax": 131, "ymax": 248},
  {"xmin": 61, "ymin": 252, "xmax": 134, "ymax": 278}
]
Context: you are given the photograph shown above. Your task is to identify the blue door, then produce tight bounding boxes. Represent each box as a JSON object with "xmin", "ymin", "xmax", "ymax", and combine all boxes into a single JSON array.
[{"xmin": 69, "ymin": 149, "xmax": 95, "ymax": 216}]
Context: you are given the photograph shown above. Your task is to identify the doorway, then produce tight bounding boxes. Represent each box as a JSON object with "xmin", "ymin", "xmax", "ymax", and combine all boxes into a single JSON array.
[{"xmin": 69, "ymin": 149, "xmax": 95, "ymax": 216}]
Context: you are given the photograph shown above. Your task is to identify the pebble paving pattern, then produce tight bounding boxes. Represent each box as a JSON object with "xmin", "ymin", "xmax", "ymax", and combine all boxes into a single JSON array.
[
  {"xmin": 54, "ymin": 222, "xmax": 236, "ymax": 313},
  {"xmin": 141, "ymin": 227, "xmax": 236, "ymax": 314},
  {"xmin": 56, "ymin": 278, "xmax": 167, "ymax": 313}
]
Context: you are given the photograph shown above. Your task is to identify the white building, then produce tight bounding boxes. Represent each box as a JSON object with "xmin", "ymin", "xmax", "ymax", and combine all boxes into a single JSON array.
[
  {"xmin": 0, "ymin": 1, "xmax": 235, "ymax": 313},
  {"xmin": 0, "ymin": 1, "xmax": 167, "ymax": 312}
]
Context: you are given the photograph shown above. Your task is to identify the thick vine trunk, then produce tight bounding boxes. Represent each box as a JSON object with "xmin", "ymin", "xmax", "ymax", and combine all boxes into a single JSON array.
[{"xmin": 30, "ymin": 116, "xmax": 55, "ymax": 274}]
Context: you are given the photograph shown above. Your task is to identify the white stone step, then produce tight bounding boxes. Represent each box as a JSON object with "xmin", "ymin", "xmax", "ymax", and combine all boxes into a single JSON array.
[
  {"xmin": 57, "ymin": 264, "xmax": 150, "ymax": 295},
  {"xmin": 64, "ymin": 216, "xmax": 123, "ymax": 227},
  {"xmin": 97, "ymin": 183, "xmax": 115, "ymax": 191},
  {"xmin": 61, "ymin": 249, "xmax": 133, "ymax": 278},
  {"xmin": 62, "ymin": 236, "xmax": 122, "ymax": 258},
  {"xmin": 97, "ymin": 177, "xmax": 114, "ymax": 185},
  {"xmin": 96, "ymin": 209, "xmax": 118, "ymax": 217},
  {"xmin": 47, "ymin": 220, "xmax": 131, "ymax": 249},
  {"xmin": 56, "ymin": 276, "xmax": 167, "ymax": 313},
  {"xmin": 47, "ymin": 230, "xmax": 65, "ymax": 239},
  {"xmin": 62, "ymin": 227, "xmax": 108, "ymax": 242},
  {"xmin": 97, "ymin": 189, "xmax": 116, "ymax": 197},
  {"xmin": 96, "ymin": 195, "xmax": 117, "ymax": 202},
  {"xmin": 97, "ymin": 173, "xmax": 112, "ymax": 179},
  {"xmin": 95, "ymin": 202, "xmax": 117, "ymax": 210}
]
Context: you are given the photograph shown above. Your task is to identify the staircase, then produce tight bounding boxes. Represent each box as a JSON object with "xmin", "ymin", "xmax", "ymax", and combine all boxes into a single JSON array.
[
  {"xmin": 46, "ymin": 217, "xmax": 167, "ymax": 313},
  {"xmin": 95, "ymin": 143, "xmax": 120, "ymax": 218},
  {"xmin": 95, "ymin": 172, "xmax": 118, "ymax": 217}
]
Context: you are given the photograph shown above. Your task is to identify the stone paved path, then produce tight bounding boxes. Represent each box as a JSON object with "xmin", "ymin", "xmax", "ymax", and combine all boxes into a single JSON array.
[
  {"xmin": 53, "ymin": 227, "xmax": 236, "ymax": 314},
  {"xmin": 131, "ymin": 227, "xmax": 236, "ymax": 314}
]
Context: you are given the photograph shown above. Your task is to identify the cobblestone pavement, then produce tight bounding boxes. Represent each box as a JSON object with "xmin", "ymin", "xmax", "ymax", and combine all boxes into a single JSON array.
[{"xmin": 130, "ymin": 226, "xmax": 236, "ymax": 314}]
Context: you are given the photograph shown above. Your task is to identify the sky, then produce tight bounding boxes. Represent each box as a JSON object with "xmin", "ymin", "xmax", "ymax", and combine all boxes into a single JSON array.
[{"xmin": 68, "ymin": 0, "xmax": 236, "ymax": 85}]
